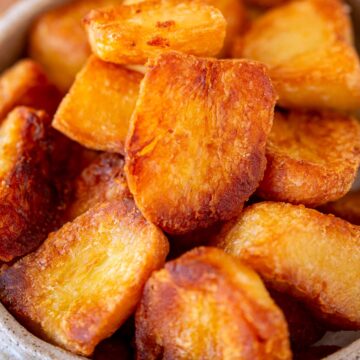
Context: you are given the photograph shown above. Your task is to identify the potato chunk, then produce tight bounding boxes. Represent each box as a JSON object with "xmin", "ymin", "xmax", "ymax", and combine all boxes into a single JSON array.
[
  {"xmin": 65, "ymin": 152, "xmax": 130, "ymax": 221},
  {"xmin": 53, "ymin": 56, "xmax": 142, "ymax": 153},
  {"xmin": 239, "ymin": 0, "xmax": 360, "ymax": 110},
  {"xmin": 319, "ymin": 190, "xmax": 360, "ymax": 225},
  {"xmin": 136, "ymin": 247, "xmax": 291, "ymax": 360},
  {"xmin": 29, "ymin": 0, "xmax": 121, "ymax": 92},
  {"xmin": 125, "ymin": 52, "xmax": 276, "ymax": 234},
  {"xmin": 257, "ymin": 110, "xmax": 360, "ymax": 207},
  {"xmin": 214, "ymin": 202, "xmax": 360, "ymax": 329},
  {"xmin": 0, "ymin": 107, "xmax": 56, "ymax": 262},
  {"xmin": 84, "ymin": 1, "xmax": 226, "ymax": 64},
  {"xmin": 0, "ymin": 198, "xmax": 169, "ymax": 356},
  {"xmin": 0, "ymin": 59, "xmax": 60, "ymax": 120}
]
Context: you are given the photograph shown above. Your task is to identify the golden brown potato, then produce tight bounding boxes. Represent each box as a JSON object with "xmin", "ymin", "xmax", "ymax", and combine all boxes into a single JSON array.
[
  {"xmin": 125, "ymin": 52, "xmax": 276, "ymax": 235},
  {"xmin": 53, "ymin": 55, "xmax": 142, "ymax": 153},
  {"xmin": 244, "ymin": 0, "xmax": 288, "ymax": 7},
  {"xmin": 269, "ymin": 290, "xmax": 325, "ymax": 350},
  {"xmin": 257, "ymin": 110, "xmax": 360, "ymax": 207},
  {"xmin": 0, "ymin": 197, "xmax": 169, "ymax": 356},
  {"xmin": 0, "ymin": 59, "xmax": 60, "ymax": 120},
  {"xmin": 319, "ymin": 190, "xmax": 360, "ymax": 225},
  {"xmin": 214, "ymin": 202, "xmax": 360, "ymax": 329},
  {"xmin": 238, "ymin": 0, "xmax": 360, "ymax": 110},
  {"xmin": 29, "ymin": 0, "xmax": 121, "ymax": 92},
  {"xmin": 64, "ymin": 152, "xmax": 130, "ymax": 222},
  {"xmin": 136, "ymin": 247, "xmax": 291, "ymax": 360},
  {"xmin": 0, "ymin": 107, "xmax": 57, "ymax": 262},
  {"xmin": 84, "ymin": 1, "xmax": 226, "ymax": 64}
]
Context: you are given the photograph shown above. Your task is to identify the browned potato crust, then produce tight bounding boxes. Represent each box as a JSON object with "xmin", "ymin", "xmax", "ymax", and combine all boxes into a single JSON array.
[
  {"xmin": 257, "ymin": 110, "xmax": 360, "ymax": 207},
  {"xmin": 53, "ymin": 55, "xmax": 142, "ymax": 153},
  {"xmin": 0, "ymin": 59, "xmax": 60, "ymax": 120},
  {"xmin": 0, "ymin": 197, "xmax": 169, "ymax": 356},
  {"xmin": 0, "ymin": 107, "xmax": 56, "ymax": 262},
  {"xmin": 239, "ymin": 0, "xmax": 360, "ymax": 110},
  {"xmin": 125, "ymin": 52, "xmax": 276, "ymax": 234},
  {"xmin": 269, "ymin": 290, "xmax": 325, "ymax": 350},
  {"xmin": 244, "ymin": 0, "xmax": 288, "ymax": 8},
  {"xmin": 136, "ymin": 247, "xmax": 291, "ymax": 360},
  {"xmin": 64, "ymin": 152, "xmax": 130, "ymax": 222},
  {"xmin": 214, "ymin": 202, "xmax": 360, "ymax": 329},
  {"xmin": 29, "ymin": 0, "xmax": 121, "ymax": 92},
  {"xmin": 84, "ymin": 1, "xmax": 226, "ymax": 64},
  {"xmin": 319, "ymin": 190, "xmax": 360, "ymax": 225}
]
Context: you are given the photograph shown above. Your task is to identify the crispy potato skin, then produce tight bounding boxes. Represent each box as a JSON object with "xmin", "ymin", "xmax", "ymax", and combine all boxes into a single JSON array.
[
  {"xmin": 84, "ymin": 1, "xmax": 226, "ymax": 64},
  {"xmin": 239, "ymin": 0, "xmax": 360, "ymax": 110},
  {"xmin": 269, "ymin": 290, "xmax": 325, "ymax": 350},
  {"xmin": 257, "ymin": 111, "xmax": 360, "ymax": 207},
  {"xmin": 214, "ymin": 202, "xmax": 360, "ymax": 329},
  {"xmin": 64, "ymin": 152, "xmax": 130, "ymax": 222},
  {"xmin": 29, "ymin": 0, "xmax": 121, "ymax": 92},
  {"xmin": 53, "ymin": 56, "xmax": 142, "ymax": 153},
  {"xmin": 136, "ymin": 247, "xmax": 291, "ymax": 360},
  {"xmin": 0, "ymin": 198, "xmax": 169, "ymax": 356},
  {"xmin": 0, "ymin": 59, "xmax": 60, "ymax": 120},
  {"xmin": 125, "ymin": 52, "xmax": 276, "ymax": 234},
  {"xmin": 0, "ymin": 107, "xmax": 57, "ymax": 262},
  {"xmin": 318, "ymin": 190, "xmax": 360, "ymax": 225}
]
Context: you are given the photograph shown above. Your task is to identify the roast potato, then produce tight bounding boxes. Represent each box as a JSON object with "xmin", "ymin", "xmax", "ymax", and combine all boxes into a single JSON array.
[
  {"xmin": 64, "ymin": 152, "xmax": 130, "ymax": 222},
  {"xmin": 84, "ymin": 1, "xmax": 226, "ymax": 64},
  {"xmin": 136, "ymin": 246, "xmax": 291, "ymax": 360},
  {"xmin": 257, "ymin": 110, "xmax": 360, "ymax": 207},
  {"xmin": 238, "ymin": 0, "xmax": 360, "ymax": 110},
  {"xmin": 0, "ymin": 59, "xmax": 60, "ymax": 120},
  {"xmin": 125, "ymin": 52, "xmax": 276, "ymax": 234},
  {"xmin": 214, "ymin": 201, "xmax": 360, "ymax": 329},
  {"xmin": 319, "ymin": 190, "xmax": 360, "ymax": 225},
  {"xmin": 0, "ymin": 197, "xmax": 169, "ymax": 356},
  {"xmin": 29, "ymin": 0, "xmax": 121, "ymax": 92},
  {"xmin": 53, "ymin": 55, "xmax": 142, "ymax": 153},
  {"xmin": 0, "ymin": 107, "xmax": 56, "ymax": 262}
]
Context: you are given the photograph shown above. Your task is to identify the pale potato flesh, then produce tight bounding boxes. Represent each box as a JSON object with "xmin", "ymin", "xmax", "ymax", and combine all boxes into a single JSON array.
[{"xmin": 214, "ymin": 202, "xmax": 360, "ymax": 329}]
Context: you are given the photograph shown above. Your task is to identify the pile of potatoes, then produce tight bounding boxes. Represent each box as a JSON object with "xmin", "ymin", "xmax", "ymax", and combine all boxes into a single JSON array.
[{"xmin": 0, "ymin": 0, "xmax": 359, "ymax": 359}]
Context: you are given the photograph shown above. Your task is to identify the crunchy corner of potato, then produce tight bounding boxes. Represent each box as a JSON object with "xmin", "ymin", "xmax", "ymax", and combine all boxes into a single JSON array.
[
  {"xmin": 257, "ymin": 110, "xmax": 360, "ymax": 207},
  {"xmin": 0, "ymin": 197, "xmax": 169, "ymax": 356},
  {"xmin": 53, "ymin": 55, "xmax": 142, "ymax": 153},
  {"xmin": 0, "ymin": 106, "xmax": 56, "ymax": 262},
  {"xmin": 136, "ymin": 246, "xmax": 291, "ymax": 360},
  {"xmin": 125, "ymin": 52, "xmax": 276, "ymax": 235},
  {"xmin": 0, "ymin": 59, "xmax": 60, "ymax": 120},
  {"xmin": 64, "ymin": 152, "xmax": 130, "ymax": 222},
  {"xmin": 243, "ymin": 0, "xmax": 289, "ymax": 8},
  {"xmin": 240, "ymin": 0, "xmax": 360, "ymax": 110},
  {"xmin": 84, "ymin": 1, "xmax": 226, "ymax": 64},
  {"xmin": 213, "ymin": 201, "xmax": 360, "ymax": 329},
  {"xmin": 29, "ymin": 0, "xmax": 121, "ymax": 92},
  {"xmin": 319, "ymin": 190, "xmax": 360, "ymax": 225}
]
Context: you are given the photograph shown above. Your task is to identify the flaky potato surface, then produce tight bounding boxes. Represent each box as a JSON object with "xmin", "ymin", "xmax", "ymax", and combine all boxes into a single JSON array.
[
  {"xmin": 0, "ymin": 59, "xmax": 60, "ymax": 120},
  {"xmin": 214, "ymin": 202, "xmax": 360, "ymax": 329},
  {"xmin": 136, "ymin": 247, "xmax": 291, "ymax": 360},
  {"xmin": 125, "ymin": 52, "xmax": 276, "ymax": 234},
  {"xmin": 64, "ymin": 152, "xmax": 130, "ymax": 221},
  {"xmin": 0, "ymin": 107, "xmax": 56, "ymax": 262},
  {"xmin": 29, "ymin": 0, "xmax": 121, "ymax": 92},
  {"xmin": 53, "ymin": 56, "xmax": 142, "ymax": 153},
  {"xmin": 319, "ymin": 190, "xmax": 360, "ymax": 225},
  {"xmin": 257, "ymin": 110, "xmax": 360, "ymax": 206},
  {"xmin": 84, "ymin": 1, "xmax": 226, "ymax": 64},
  {"xmin": 0, "ymin": 198, "xmax": 169, "ymax": 356},
  {"xmin": 239, "ymin": 0, "xmax": 360, "ymax": 110}
]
